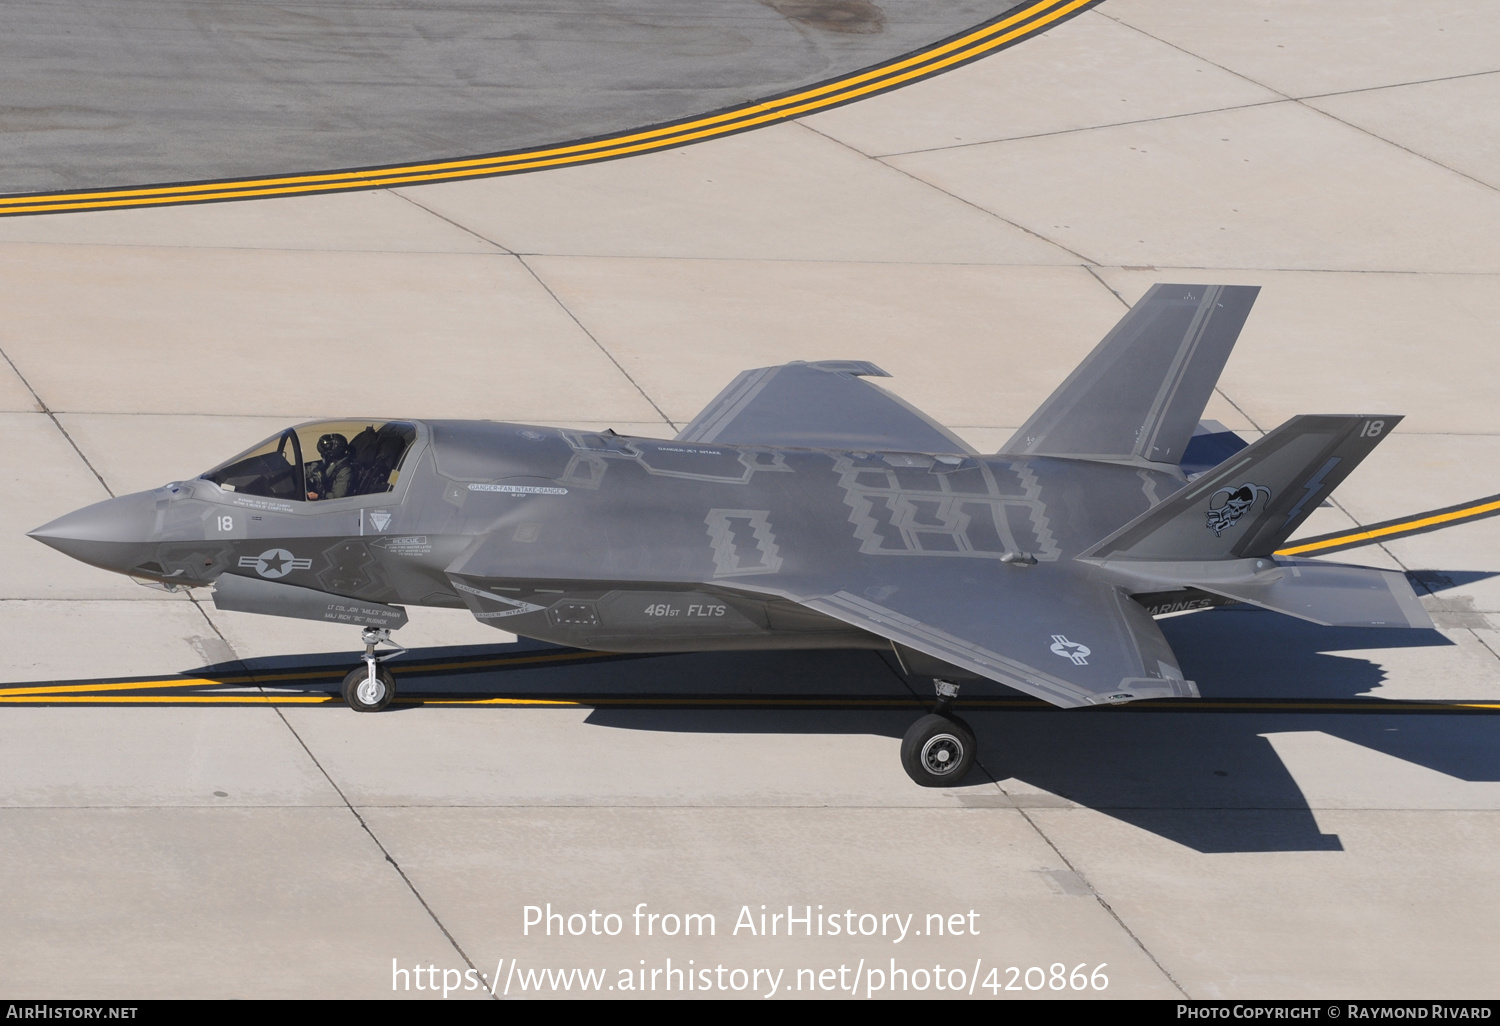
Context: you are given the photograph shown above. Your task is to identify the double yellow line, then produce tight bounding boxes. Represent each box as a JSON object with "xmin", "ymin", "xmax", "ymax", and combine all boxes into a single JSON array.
[
  {"xmin": 0, "ymin": 648, "xmax": 623, "ymax": 704},
  {"xmin": 0, "ymin": 0, "xmax": 1098, "ymax": 218},
  {"xmin": 1276, "ymin": 493, "xmax": 1500, "ymax": 557},
  {"xmin": 2, "ymin": 688, "xmax": 1497, "ymax": 713}
]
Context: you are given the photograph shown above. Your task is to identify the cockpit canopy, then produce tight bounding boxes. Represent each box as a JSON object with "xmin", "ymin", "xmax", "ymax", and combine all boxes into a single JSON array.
[{"xmin": 201, "ymin": 421, "xmax": 417, "ymax": 502}]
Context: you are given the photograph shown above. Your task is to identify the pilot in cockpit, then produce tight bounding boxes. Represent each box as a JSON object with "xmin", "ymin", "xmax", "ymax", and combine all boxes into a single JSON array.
[
  {"xmin": 202, "ymin": 420, "xmax": 416, "ymax": 502},
  {"xmin": 306, "ymin": 433, "xmax": 354, "ymax": 500}
]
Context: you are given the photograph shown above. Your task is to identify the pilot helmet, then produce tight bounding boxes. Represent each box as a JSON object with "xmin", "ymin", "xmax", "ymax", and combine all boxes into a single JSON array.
[{"xmin": 317, "ymin": 433, "xmax": 350, "ymax": 460}]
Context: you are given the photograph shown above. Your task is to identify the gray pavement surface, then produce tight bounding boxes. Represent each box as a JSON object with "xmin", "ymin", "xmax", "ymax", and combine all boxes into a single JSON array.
[
  {"xmin": 2, "ymin": 0, "xmax": 1499, "ymax": 1001},
  {"xmin": 0, "ymin": 0, "xmax": 1022, "ymax": 193}
]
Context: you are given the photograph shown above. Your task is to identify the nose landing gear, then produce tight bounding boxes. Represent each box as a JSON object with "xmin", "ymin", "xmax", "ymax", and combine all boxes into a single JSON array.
[
  {"xmin": 901, "ymin": 679, "xmax": 977, "ymax": 787},
  {"xmin": 341, "ymin": 627, "xmax": 407, "ymax": 712}
]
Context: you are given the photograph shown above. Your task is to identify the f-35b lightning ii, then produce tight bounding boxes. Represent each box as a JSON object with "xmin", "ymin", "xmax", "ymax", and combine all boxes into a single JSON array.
[{"xmin": 30, "ymin": 285, "xmax": 1433, "ymax": 786}]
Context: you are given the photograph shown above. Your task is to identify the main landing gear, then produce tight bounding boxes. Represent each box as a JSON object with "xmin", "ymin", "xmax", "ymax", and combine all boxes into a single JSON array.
[
  {"xmin": 901, "ymin": 679, "xmax": 977, "ymax": 787},
  {"xmin": 342, "ymin": 627, "xmax": 407, "ymax": 712}
]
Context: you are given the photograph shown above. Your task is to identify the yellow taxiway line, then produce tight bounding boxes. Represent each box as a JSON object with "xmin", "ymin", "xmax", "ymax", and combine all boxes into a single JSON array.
[
  {"xmin": 1, "ymin": 691, "xmax": 1495, "ymax": 713},
  {"xmin": 1277, "ymin": 495, "xmax": 1500, "ymax": 556},
  {"xmin": 0, "ymin": 0, "xmax": 1096, "ymax": 217},
  {"xmin": 0, "ymin": 649, "xmax": 624, "ymax": 699}
]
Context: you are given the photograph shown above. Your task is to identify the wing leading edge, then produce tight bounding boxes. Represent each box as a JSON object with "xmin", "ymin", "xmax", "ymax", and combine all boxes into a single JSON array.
[{"xmin": 676, "ymin": 360, "xmax": 975, "ymax": 454}]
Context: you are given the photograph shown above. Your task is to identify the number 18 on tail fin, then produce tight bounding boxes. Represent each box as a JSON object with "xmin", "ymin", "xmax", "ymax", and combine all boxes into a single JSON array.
[{"xmin": 1083, "ymin": 414, "xmax": 1401, "ymax": 563}]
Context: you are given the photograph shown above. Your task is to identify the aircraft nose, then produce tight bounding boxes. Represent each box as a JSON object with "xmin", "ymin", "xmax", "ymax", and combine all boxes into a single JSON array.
[{"xmin": 29, "ymin": 493, "xmax": 162, "ymax": 572}]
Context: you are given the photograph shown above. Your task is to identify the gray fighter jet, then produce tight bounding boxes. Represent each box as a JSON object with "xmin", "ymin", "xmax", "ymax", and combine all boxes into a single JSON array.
[{"xmin": 30, "ymin": 285, "xmax": 1433, "ymax": 785}]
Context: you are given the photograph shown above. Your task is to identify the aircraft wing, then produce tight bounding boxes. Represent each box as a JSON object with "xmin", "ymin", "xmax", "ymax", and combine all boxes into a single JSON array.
[
  {"xmin": 675, "ymin": 360, "xmax": 976, "ymax": 454},
  {"xmin": 733, "ymin": 566, "xmax": 1198, "ymax": 708}
]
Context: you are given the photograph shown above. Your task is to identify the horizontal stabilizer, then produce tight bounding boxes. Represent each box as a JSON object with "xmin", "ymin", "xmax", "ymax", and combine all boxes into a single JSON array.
[
  {"xmin": 1203, "ymin": 560, "xmax": 1433, "ymax": 628},
  {"xmin": 1082, "ymin": 414, "xmax": 1402, "ymax": 563},
  {"xmin": 1103, "ymin": 558, "xmax": 1433, "ymax": 629},
  {"xmin": 213, "ymin": 572, "xmax": 408, "ymax": 629},
  {"xmin": 1002, "ymin": 284, "xmax": 1259, "ymax": 465},
  {"xmin": 676, "ymin": 360, "xmax": 975, "ymax": 453}
]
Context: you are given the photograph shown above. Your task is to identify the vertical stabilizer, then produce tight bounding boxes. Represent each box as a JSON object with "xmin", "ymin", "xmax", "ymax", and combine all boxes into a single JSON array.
[
  {"xmin": 1002, "ymin": 284, "xmax": 1259, "ymax": 466},
  {"xmin": 1082, "ymin": 414, "xmax": 1403, "ymax": 562}
]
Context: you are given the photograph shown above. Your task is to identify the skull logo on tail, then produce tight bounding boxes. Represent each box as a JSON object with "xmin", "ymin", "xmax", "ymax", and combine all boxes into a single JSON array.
[{"xmin": 1205, "ymin": 483, "xmax": 1271, "ymax": 536}]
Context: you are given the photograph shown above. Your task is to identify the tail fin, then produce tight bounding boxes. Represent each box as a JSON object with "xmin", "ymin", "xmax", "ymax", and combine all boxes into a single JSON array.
[
  {"xmin": 1082, "ymin": 414, "xmax": 1402, "ymax": 562},
  {"xmin": 1002, "ymin": 283, "xmax": 1259, "ymax": 466}
]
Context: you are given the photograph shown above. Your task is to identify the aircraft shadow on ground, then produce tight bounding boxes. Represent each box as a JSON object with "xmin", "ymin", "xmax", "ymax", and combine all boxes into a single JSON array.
[
  {"xmin": 1411, "ymin": 569, "xmax": 1498, "ymax": 591},
  {"xmin": 572, "ymin": 605, "xmax": 1493, "ymax": 855},
  {"xmin": 199, "ymin": 579, "xmax": 1498, "ymax": 856}
]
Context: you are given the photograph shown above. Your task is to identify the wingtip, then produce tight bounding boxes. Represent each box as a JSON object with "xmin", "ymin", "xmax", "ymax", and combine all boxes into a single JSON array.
[{"xmin": 801, "ymin": 360, "xmax": 891, "ymax": 378}]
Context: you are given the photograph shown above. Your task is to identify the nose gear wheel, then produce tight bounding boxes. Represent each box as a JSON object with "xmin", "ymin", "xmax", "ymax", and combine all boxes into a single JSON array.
[
  {"xmin": 341, "ymin": 626, "xmax": 406, "ymax": 712},
  {"xmin": 342, "ymin": 665, "xmax": 396, "ymax": 712}
]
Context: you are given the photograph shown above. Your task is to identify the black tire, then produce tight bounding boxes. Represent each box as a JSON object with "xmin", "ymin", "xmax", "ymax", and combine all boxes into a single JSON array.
[
  {"xmin": 342, "ymin": 664, "xmax": 395, "ymax": 712},
  {"xmin": 900, "ymin": 713, "xmax": 977, "ymax": 787}
]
